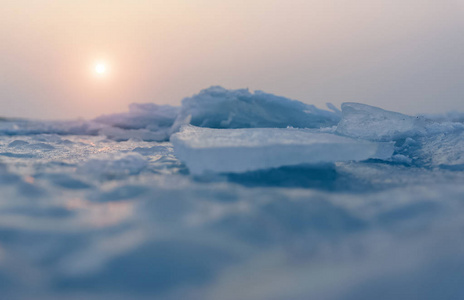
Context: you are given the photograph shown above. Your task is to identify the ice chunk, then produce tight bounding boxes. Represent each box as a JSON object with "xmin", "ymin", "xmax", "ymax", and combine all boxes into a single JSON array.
[
  {"xmin": 336, "ymin": 103, "xmax": 426, "ymax": 141},
  {"xmin": 83, "ymin": 86, "xmax": 341, "ymax": 141},
  {"xmin": 94, "ymin": 103, "xmax": 179, "ymax": 131},
  {"xmin": 93, "ymin": 104, "xmax": 179, "ymax": 141},
  {"xmin": 176, "ymin": 86, "xmax": 340, "ymax": 129},
  {"xmin": 421, "ymin": 111, "xmax": 464, "ymax": 123},
  {"xmin": 390, "ymin": 123, "xmax": 464, "ymax": 166},
  {"xmin": 335, "ymin": 103, "xmax": 464, "ymax": 165},
  {"xmin": 418, "ymin": 131, "xmax": 464, "ymax": 166},
  {"xmin": 171, "ymin": 126, "xmax": 394, "ymax": 174}
]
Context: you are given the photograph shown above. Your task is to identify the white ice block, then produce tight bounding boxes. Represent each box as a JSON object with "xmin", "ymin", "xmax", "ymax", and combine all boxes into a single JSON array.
[{"xmin": 171, "ymin": 126, "xmax": 394, "ymax": 174}]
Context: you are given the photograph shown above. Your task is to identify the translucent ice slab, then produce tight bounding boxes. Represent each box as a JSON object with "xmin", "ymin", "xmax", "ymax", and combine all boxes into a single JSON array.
[{"xmin": 171, "ymin": 126, "xmax": 394, "ymax": 174}]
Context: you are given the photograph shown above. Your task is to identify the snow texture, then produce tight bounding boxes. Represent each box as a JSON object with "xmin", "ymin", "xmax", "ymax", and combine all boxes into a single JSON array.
[{"xmin": 0, "ymin": 86, "xmax": 464, "ymax": 300}]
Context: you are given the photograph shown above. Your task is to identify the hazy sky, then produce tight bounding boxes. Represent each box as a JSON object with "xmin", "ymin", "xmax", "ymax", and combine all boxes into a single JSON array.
[{"xmin": 1, "ymin": 0, "xmax": 463, "ymax": 119}]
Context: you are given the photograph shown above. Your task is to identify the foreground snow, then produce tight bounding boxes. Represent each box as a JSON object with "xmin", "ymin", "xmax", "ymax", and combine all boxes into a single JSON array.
[{"xmin": 0, "ymin": 87, "xmax": 464, "ymax": 299}]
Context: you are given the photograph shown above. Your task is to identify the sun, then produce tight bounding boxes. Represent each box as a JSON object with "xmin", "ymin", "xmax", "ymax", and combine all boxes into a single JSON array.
[
  {"xmin": 90, "ymin": 59, "xmax": 113, "ymax": 80},
  {"xmin": 95, "ymin": 63, "xmax": 107, "ymax": 75}
]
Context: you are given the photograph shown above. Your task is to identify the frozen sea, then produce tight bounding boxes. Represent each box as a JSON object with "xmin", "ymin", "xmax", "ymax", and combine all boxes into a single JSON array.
[{"xmin": 1, "ymin": 87, "xmax": 464, "ymax": 299}]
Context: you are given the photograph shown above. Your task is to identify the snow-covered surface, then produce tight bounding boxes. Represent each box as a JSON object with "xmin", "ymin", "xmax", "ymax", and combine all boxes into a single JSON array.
[
  {"xmin": 171, "ymin": 126, "xmax": 393, "ymax": 174},
  {"xmin": 1, "ymin": 87, "xmax": 464, "ymax": 299}
]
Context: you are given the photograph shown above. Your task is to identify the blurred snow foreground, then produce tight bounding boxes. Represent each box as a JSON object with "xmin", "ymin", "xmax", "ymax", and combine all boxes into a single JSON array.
[{"xmin": 1, "ymin": 87, "xmax": 464, "ymax": 299}]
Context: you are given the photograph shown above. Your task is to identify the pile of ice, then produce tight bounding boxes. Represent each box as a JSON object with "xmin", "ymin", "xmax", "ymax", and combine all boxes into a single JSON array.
[
  {"xmin": 335, "ymin": 102, "xmax": 464, "ymax": 167},
  {"xmin": 169, "ymin": 97, "xmax": 464, "ymax": 174},
  {"xmin": 2, "ymin": 87, "xmax": 464, "ymax": 300},
  {"xmin": 0, "ymin": 86, "xmax": 342, "ymax": 142},
  {"xmin": 2, "ymin": 86, "xmax": 464, "ymax": 173},
  {"xmin": 335, "ymin": 103, "xmax": 427, "ymax": 141},
  {"xmin": 175, "ymin": 86, "xmax": 341, "ymax": 129}
]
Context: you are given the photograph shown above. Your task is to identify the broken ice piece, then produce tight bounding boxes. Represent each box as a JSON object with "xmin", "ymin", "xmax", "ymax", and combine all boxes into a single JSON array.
[
  {"xmin": 171, "ymin": 126, "xmax": 394, "ymax": 174},
  {"xmin": 336, "ymin": 102, "xmax": 426, "ymax": 141}
]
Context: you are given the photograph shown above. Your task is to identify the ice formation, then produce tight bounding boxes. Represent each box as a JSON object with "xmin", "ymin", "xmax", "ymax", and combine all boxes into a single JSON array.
[
  {"xmin": 336, "ymin": 102, "xmax": 427, "ymax": 141},
  {"xmin": 175, "ymin": 86, "xmax": 341, "ymax": 129},
  {"xmin": 171, "ymin": 126, "xmax": 394, "ymax": 174},
  {"xmin": 0, "ymin": 87, "xmax": 464, "ymax": 300},
  {"xmin": 0, "ymin": 87, "xmax": 340, "ymax": 143},
  {"xmin": 335, "ymin": 102, "xmax": 464, "ymax": 167}
]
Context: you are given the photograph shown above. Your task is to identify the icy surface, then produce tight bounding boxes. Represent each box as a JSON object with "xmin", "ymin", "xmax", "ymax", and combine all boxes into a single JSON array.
[
  {"xmin": 1, "ymin": 88, "xmax": 464, "ymax": 299},
  {"xmin": 171, "ymin": 126, "xmax": 393, "ymax": 174},
  {"xmin": 0, "ymin": 118, "xmax": 104, "ymax": 136}
]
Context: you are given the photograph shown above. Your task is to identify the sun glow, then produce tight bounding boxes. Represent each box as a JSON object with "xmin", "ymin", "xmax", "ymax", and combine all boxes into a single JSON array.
[
  {"xmin": 90, "ymin": 59, "xmax": 113, "ymax": 82},
  {"xmin": 95, "ymin": 63, "xmax": 107, "ymax": 75}
]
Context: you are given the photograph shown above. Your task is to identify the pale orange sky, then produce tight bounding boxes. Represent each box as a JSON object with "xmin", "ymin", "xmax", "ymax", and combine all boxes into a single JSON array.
[{"xmin": 0, "ymin": 0, "xmax": 463, "ymax": 119}]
